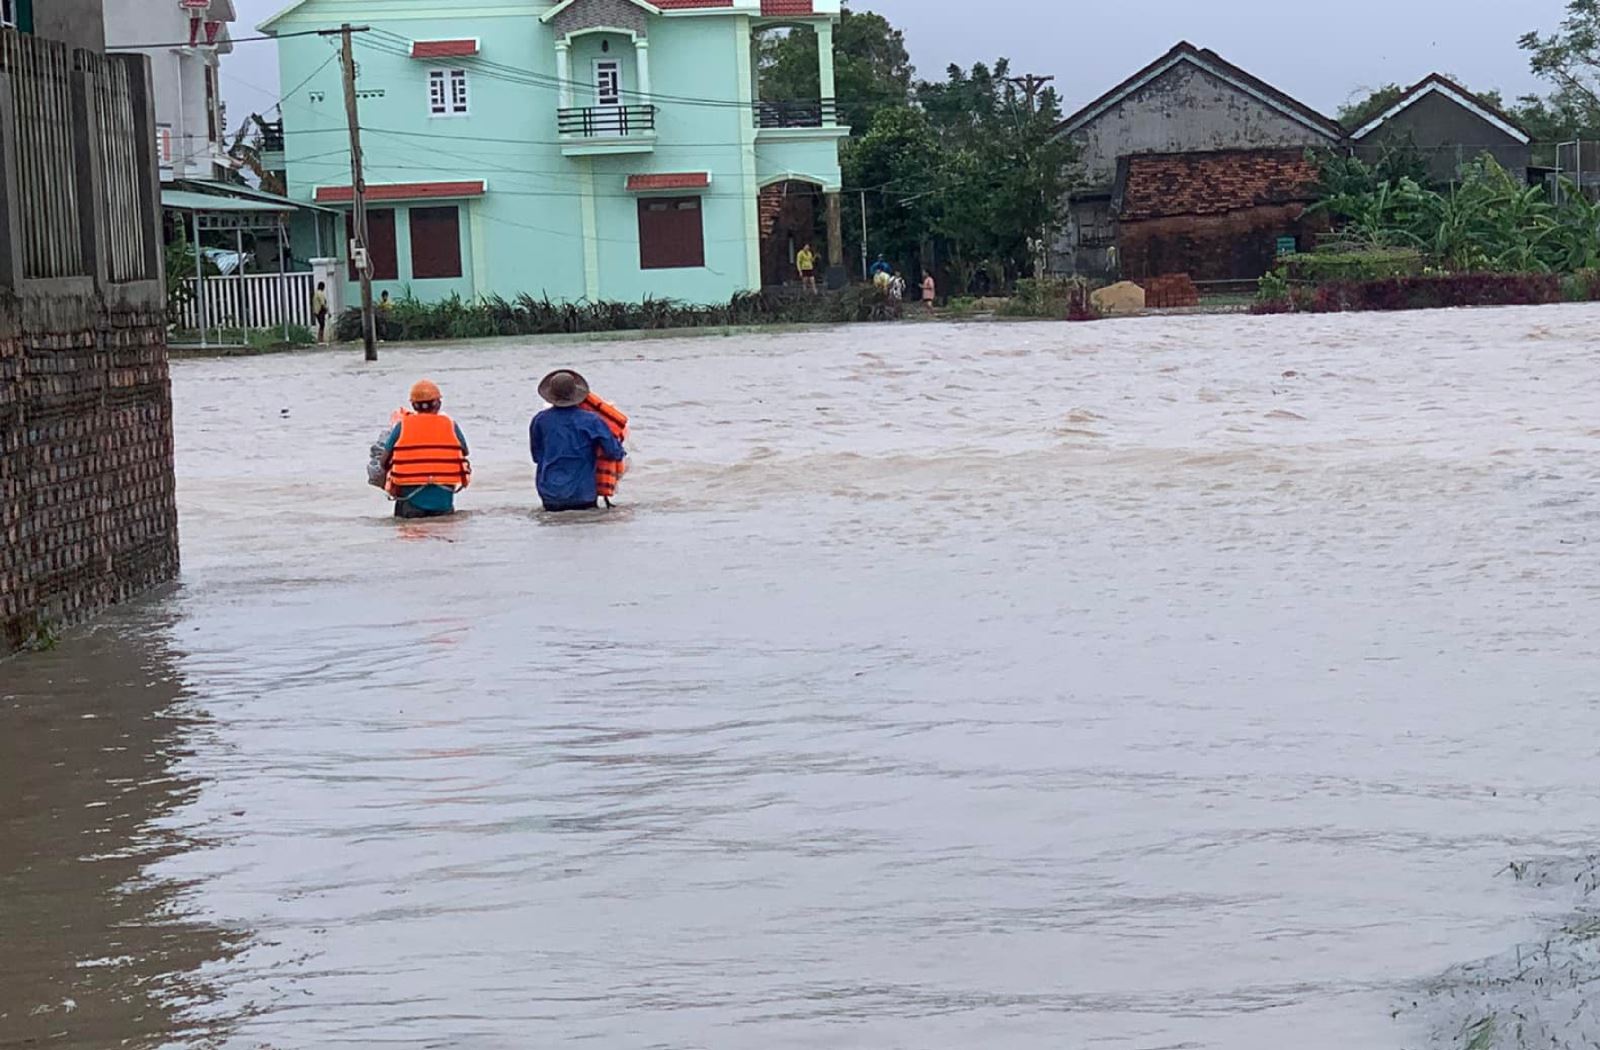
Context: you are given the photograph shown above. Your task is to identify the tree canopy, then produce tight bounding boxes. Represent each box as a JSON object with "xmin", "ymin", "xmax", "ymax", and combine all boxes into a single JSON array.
[
  {"xmin": 1337, "ymin": 84, "xmax": 1406, "ymax": 130},
  {"xmin": 757, "ymin": 7, "xmax": 913, "ymax": 133},
  {"xmin": 840, "ymin": 56, "xmax": 1077, "ymax": 288}
]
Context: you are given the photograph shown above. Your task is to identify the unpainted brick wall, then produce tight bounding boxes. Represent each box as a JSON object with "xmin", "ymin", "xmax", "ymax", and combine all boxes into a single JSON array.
[
  {"xmin": 0, "ymin": 291, "xmax": 178, "ymax": 651},
  {"xmin": 1118, "ymin": 205, "xmax": 1324, "ymax": 283}
]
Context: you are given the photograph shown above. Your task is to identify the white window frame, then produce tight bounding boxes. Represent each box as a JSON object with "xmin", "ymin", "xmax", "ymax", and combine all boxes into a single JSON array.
[
  {"xmin": 428, "ymin": 68, "xmax": 469, "ymax": 118},
  {"xmin": 594, "ymin": 59, "xmax": 621, "ymax": 107},
  {"xmin": 0, "ymin": 0, "xmax": 16, "ymax": 28}
]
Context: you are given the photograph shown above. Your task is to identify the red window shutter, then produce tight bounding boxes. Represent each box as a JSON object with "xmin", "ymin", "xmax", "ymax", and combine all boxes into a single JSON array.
[
  {"xmin": 637, "ymin": 196, "xmax": 705, "ymax": 270},
  {"xmin": 347, "ymin": 209, "xmax": 399, "ymax": 281},
  {"xmin": 408, "ymin": 206, "xmax": 462, "ymax": 279}
]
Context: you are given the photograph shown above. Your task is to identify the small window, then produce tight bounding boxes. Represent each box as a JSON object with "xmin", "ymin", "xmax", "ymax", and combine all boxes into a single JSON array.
[
  {"xmin": 409, "ymin": 206, "xmax": 462, "ymax": 279},
  {"xmin": 428, "ymin": 70, "xmax": 446, "ymax": 114},
  {"xmin": 0, "ymin": 0, "xmax": 15, "ymax": 28},
  {"xmin": 638, "ymin": 196, "xmax": 705, "ymax": 270},
  {"xmin": 429, "ymin": 69, "xmax": 468, "ymax": 116}
]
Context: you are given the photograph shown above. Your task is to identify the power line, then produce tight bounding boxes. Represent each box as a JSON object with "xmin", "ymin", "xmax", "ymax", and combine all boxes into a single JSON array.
[
  {"xmin": 110, "ymin": 27, "xmax": 354, "ymax": 50},
  {"xmin": 358, "ymin": 29, "xmax": 881, "ymax": 119}
]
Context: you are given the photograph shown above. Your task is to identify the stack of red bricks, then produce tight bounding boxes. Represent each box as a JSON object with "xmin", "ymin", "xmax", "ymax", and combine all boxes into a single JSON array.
[
  {"xmin": 0, "ymin": 293, "xmax": 178, "ymax": 651},
  {"xmin": 1143, "ymin": 274, "xmax": 1201, "ymax": 309}
]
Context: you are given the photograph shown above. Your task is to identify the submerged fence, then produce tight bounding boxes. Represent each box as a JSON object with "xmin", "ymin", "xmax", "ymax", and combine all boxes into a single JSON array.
[{"xmin": 178, "ymin": 272, "xmax": 316, "ymax": 331}]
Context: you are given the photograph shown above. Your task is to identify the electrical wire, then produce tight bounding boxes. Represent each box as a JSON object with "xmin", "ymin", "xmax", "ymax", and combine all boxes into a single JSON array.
[
  {"xmin": 359, "ymin": 28, "xmax": 878, "ymax": 119},
  {"xmin": 112, "ymin": 27, "xmax": 352, "ymax": 49}
]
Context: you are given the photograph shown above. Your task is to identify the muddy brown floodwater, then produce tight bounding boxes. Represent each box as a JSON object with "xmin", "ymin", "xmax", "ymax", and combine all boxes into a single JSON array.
[{"xmin": 5, "ymin": 308, "xmax": 1600, "ymax": 1049}]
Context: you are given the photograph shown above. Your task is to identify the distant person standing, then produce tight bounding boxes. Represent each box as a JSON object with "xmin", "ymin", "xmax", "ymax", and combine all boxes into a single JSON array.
[
  {"xmin": 922, "ymin": 271, "xmax": 937, "ymax": 314},
  {"xmin": 382, "ymin": 379, "xmax": 471, "ymax": 519},
  {"xmin": 378, "ymin": 290, "xmax": 394, "ymax": 342},
  {"xmin": 796, "ymin": 242, "xmax": 818, "ymax": 294},
  {"xmin": 871, "ymin": 254, "xmax": 892, "ymax": 292},
  {"xmin": 312, "ymin": 282, "xmax": 329, "ymax": 343},
  {"xmin": 530, "ymin": 370, "xmax": 627, "ymax": 513}
]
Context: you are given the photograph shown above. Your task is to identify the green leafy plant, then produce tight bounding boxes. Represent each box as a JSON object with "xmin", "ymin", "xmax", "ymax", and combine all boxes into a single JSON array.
[{"xmin": 1256, "ymin": 269, "xmax": 1291, "ymax": 302}]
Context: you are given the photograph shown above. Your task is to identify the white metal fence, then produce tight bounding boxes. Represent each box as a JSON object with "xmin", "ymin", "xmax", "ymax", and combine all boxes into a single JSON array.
[{"xmin": 179, "ymin": 272, "xmax": 316, "ymax": 331}]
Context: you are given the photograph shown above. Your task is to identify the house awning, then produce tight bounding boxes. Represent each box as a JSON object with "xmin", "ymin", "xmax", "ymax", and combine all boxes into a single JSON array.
[
  {"xmin": 626, "ymin": 172, "xmax": 711, "ymax": 192},
  {"xmin": 314, "ymin": 180, "xmax": 487, "ymax": 204},
  {"xmin": 410, "ymin": 38, "xmax": 480, "ymax": 59},
  {"xmin": 172, "ymin": 178, "xmax": 341, "ymax": 214},
  {"xmin": 161, "ymin": 189, "xmax": 294, "ymax": 213}
]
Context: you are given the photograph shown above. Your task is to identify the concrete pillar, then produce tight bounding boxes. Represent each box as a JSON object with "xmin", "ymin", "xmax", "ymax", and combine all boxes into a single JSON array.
[
  {"xmin": 311, "ymin": 257, "xmax": 342, "ymax": 315},
  {"xmin": 68, "ymin": 64, "xmax": 108, "ymax": 291},
  {"xmin": 0, "ymin": 75, "xmax": 22, "ymax": 291},
  {"xmin": 817, "ymin": 19, "xmax": 836, "ymax": 121},
  {"xmin": 115, "ymin": 53, "xmax": 164, "ymax": 284},
  {"xmin": 555, "ymin": 41, "xmax": 572, "ymax": 112},
  {"xmin": 825, "ymin": 191, "xmax": 846, "ymax": 289},
  {"xmin": 635, "ymin": 39, "xmax": 650, "ymax": 108}
]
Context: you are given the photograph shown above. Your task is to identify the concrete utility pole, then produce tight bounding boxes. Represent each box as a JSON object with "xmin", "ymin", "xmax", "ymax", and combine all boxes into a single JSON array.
[
  {"xmin": 1006, "ymin": 73, "xmax": 1055, "ymax": 115},
  {"xmin": 325, "ymin": 23, "xmax": 376, "ymax": 361}
]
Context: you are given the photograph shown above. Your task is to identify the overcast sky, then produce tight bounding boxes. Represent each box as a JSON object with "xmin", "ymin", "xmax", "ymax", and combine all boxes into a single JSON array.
[{"xmin": 222, "ymin": 0, "xmax": 1568, "ymax": 127}]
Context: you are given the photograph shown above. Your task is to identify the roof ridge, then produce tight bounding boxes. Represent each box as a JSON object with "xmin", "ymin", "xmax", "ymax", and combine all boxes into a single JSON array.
[{"xmin": 1054, "ymin": 41, "xmax": 1343, "ymax": 141}]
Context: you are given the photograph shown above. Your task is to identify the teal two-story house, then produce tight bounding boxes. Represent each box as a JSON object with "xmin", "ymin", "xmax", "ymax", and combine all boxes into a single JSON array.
[{"xmin": 260, "ymin": 0, "xmax": 848, "ymax": 306}]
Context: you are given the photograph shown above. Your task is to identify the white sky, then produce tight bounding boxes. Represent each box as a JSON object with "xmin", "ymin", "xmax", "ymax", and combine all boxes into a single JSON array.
[{"xmin": 220, "ymin": 0, "xmax": 1568, "ymax": 129}]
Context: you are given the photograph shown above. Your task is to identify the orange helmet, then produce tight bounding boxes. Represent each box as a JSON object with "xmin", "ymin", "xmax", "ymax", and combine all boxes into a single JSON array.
[{"xmin": 409, "ymin": 379, "xmax": 441, "ymax": 404}]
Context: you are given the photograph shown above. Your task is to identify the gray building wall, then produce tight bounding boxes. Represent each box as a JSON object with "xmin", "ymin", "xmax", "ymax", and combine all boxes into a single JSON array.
[
  {"xmin": 106, "ymin": 0, "xmax": 227, "ymax": 178},
  {"xmin": 1355, "ymin": 91, "xmax": 1531, "ymax": 184},
  {"xmin": 30, "ymin": 0, "xmax": 105, "ymax": 52},
  {"xmin": 1070, "ymin": 62, "xmax": 1339, "ymax": 191}
]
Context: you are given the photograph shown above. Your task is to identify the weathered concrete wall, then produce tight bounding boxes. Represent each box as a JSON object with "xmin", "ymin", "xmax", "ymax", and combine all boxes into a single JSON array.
[
  {"xmin": 1117, "ymin": 204, "xmax": 1325, "ymax": 283},
  {"xmin": 1072, "ymin": 63, "xmax": 1338, "ymax": 190},
  {"xmin": 0, "ymin": 288, "xmax": 178, "ymax": 650},
  {"xmin": 1357, "ymin": 91, "xmax": 1532, "ymax": 185},
  {"xmin": 30, "ymin": 0, "xmax": 106, "ymax": 52}
]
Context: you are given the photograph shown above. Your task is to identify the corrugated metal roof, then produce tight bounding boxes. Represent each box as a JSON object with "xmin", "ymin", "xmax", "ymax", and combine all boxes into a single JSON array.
[{"xmin": 161, "ymin": 189, "xmax": 294, "ymax": 213}]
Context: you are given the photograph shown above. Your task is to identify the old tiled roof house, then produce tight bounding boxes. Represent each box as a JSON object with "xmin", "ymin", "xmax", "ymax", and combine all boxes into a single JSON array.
[
  {"xmin": 1051, "ymin": 42, "xmax": 1342, "ymax": 279},
  {"xmin": 1347, "ymin": 73, "xmax": 1533, "ymax": 185},
  {"xmin": 1114, "ymin": 149, "xmax": 1323, "ymax": 282}
]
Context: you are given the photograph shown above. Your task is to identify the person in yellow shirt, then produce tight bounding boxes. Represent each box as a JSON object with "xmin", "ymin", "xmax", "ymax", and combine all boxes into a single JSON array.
[
  {"xmin": 311, "ymin": 282, "xmax": 329, "ymax": 343},
  {"xmin": 796, "ymin": 243, "xmax": 818, "ymax": 294}
]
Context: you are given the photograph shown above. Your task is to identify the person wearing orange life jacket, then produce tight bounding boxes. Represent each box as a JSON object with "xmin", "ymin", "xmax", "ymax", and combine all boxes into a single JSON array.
[
  {"xmin": 381, "ymin": 378, "xmax": 471, "ymax": 519},
  {"xmin": 580, "ymin": 390, "xmax": 629, "ymax": 507}
]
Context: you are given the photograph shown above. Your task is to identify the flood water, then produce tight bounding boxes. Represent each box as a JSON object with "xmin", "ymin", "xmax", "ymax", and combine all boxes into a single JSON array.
[{"xmin": 5, "ymin": 308, "xmax": 1600, "ymax": 1049}]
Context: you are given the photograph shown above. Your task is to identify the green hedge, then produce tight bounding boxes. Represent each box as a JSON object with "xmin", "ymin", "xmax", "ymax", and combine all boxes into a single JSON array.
[
  {"xmin": 335, "ymin": 287, "xmax": 902, "ymax": 342},
  {"xmin": 1282, "ymin": 250, "xmax": 1425, "ymax": 283}
]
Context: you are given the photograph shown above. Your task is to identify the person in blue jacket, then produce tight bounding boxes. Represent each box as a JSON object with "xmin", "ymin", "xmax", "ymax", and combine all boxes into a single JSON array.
[{"xmin": 530, "ymin": 369, "xmax": 627, "ymax": 512}]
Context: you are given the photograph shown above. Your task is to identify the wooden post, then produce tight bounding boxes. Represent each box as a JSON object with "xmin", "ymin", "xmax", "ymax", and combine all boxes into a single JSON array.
[
  {"xmin": 825, "ymin": 191, "xmax": 844, "ymax": 289},
  {"xmin": 333, "ymin": 23, "xmax": 376, "ymax": 361},
  {"xmin": 278, "ymin": 217, "xmax": 289, "ymax": 344}
]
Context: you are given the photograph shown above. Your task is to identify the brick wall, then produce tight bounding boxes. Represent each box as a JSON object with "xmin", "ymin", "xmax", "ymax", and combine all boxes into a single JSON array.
[
  {"xmin": 1118, "ymin": 205, "xmax": 1326, "ymax": 283},
  {"xmin": 0, "ymin": 289, "xmax": 177, "ymax": 651}
]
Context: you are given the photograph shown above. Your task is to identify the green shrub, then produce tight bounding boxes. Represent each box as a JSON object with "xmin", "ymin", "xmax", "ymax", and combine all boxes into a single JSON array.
[
  {"xmin": 1256, "ymin": 269, "xmax": 1291, "ymax": 303},
  {"xmin": 1282, "ymin": 249, "xmax": 1425, "ymax": 283},
  {"xmin": 333, "ymin": 285, "xmax": 903, "ymax": 343},
  {"xmin": 1004, "ymin": 276, "xmax": 1081, "ymax": 318},
  {"xmin": 1561, "ymin": 269, "xmax": 1600, "ymax": 302}
]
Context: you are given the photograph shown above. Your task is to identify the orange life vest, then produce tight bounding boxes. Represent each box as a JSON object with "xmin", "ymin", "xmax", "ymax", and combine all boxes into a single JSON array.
[
  {"xmin": 386, "ymin": 411, "xmax": 470, "ymax": 496},
  {"xmin": 581, "ymin": 392, "xmax": 629, "ymax": 498}
]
